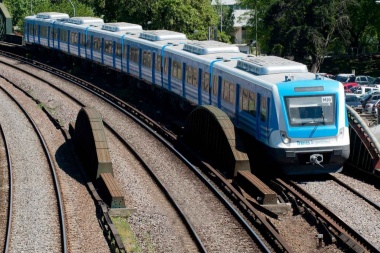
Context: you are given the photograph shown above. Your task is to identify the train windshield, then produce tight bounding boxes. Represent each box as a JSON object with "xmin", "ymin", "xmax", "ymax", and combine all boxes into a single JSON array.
[{"xmin": 285, "ymin": 95, "xmax": 335, "ymax": 126}]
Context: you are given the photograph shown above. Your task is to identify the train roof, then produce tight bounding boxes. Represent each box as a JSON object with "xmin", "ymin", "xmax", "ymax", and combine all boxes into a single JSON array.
[
  {"xmin": 183, "ymin": 40, "xmax": 240, "ymax": 55},
  {"xmin": 35, "ymin": 12, "xmax": 69, "ymax": 19},
  {"xmin": 66, "ymin": 17, "xmax": 104, "ymax": 25},
  {"xmin": 236, "ymin": 56, "xmax": 308, "ymax": 75},
  {"xmin": 139, "ymin": 30, "xmax": 187, "ymax": 41},
  {"xmin": 25, "ymin": 12, "xmax": 69, "ymax": 21},
  {"xmin": 102, "ymin": 22, "xmax": 142, "ymax": 32}
]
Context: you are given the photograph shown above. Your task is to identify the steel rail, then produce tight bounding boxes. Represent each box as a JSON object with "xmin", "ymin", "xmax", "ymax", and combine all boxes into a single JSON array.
[
  {"xmin": 103, "ymin": 122, "xmax": 208, "ymax": 253},
  {"xmin": 0, "ymin": 49, "xmax": 281, "ymax": 252},
  {"xmin": 276, "ymin": 178, "xmax": 379, "ymax": 253},
  {"xmin": 0, "ymin": 124, "xmax": 12, "ymax": 253},
  {"xmin": 328, "ymin": 174, "xmax": 380, "ymax": 211},
  {"xmin": 0, "ymin": 52, "xmax": 208, "ymax": 252},
  {"xmin": 0, "ymin": 86, "xmax": 67, "ymax": 253}
]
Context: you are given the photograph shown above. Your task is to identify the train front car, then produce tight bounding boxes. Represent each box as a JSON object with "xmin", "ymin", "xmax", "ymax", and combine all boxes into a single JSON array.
[{"xmin": 272, "ymin": 72, "xmax": 350, "ymax": 174}]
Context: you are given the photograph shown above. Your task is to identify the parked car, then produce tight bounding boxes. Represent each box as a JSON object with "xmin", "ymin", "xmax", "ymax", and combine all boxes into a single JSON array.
[
  {"xmin": 336, "ymin": 74, "xmax": 374, "ymax": 85},
  {"xmin": 349, "ymin": 86, "xmax": 360, "ymax": 93},
  {"xmin": 370, "ymin": 99, "xmax": 380, "ymax": 116},
  {"xmin": 336, "ymin": 73, "xmax": 355, "ymax": 83},
  {"xmin": 343, "ymin": 82, "xmax": 359, "ymax": 93},
  {"xmin": 361, "ymin": 92, "xmax": 380, "ymax": 108},
  {"xmin": 345, "ymin": 94, "xmax": 363, "ymax": 113},
  {"xmin": 352, "ymin": 86, "xmax": 380, "ymax": 98},
  {"xmin": 318, "ymin": 73, "xmax": 335, "ymax": 79},
  {"xmin": 368, "ymin": 77, "xmax": 380, "ymax": 88},
  {"xmin": 365, "ymin": 98, "xmax": 380, "ymax": 114},
  {"xmin": 355, "ymin": 75, "xmax": 374, "ymax": 85},
  {"xmin": 336, "ymin": 74, "xmax": 359, "ymax": 92}
]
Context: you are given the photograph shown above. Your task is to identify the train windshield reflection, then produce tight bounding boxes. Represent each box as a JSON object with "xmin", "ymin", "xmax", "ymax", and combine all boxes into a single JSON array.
[{"xmin": 285, "ymin": 96, "xmax": 335, "ymax": 126}]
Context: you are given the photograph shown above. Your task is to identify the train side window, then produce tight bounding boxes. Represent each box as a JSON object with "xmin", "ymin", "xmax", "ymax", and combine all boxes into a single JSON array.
[
  {"xmin": 143, "ymin": 51, "xmax": 152, "ymax": 68},
  {"xmin": 186, "ymin": 66, "xmax": 193, "ymax": 85},
  {"xmin": 172, "ymin": 60, "xmax": 182, "ymax": 79},
  {"xmin": 53, "ymin": 28, "xmax": 58, "ymax": 40},
  {"xmin": 222, "ymin": 80, "xmax": 235, "ymax": 104},
  {"xmin": 130, "ymin": 47, "xmax": 138, "ymax": 62},
  {"xmin": 104, "ymin": 40, "xmax": 113, "ymax": 54},
  {"xmin": 202, "ymin": 71, "xmax": 210, "ymax": 91},
  {"xmin": 80, "ymin": 34, "xmax": 86, "ymax": 46},
  {"xmin": 50, "ymin": 28, "xmax": 54, "ymax": 39},
  {"xmin": 156, "ymin": 55, "xmax": 161, "ymax": 71},
  {"xmin": 248, "ymin": 92, "xmax": 257, "ymax": 116},
  {"xmin": 40, "ymin": 26, "xmax": 48, "ymax": 38},
  {"xmin": 70, "ymin": 32, "xmax": 78, "ymax": 44},
  {"xmin": 260, "ymin": 97, "xmax": 268, "ymax": 122},
  {"xmin": 123, "ymin": 45, "xmax": 127, "ymax": 59},
  {"xmin": 212, "ymin": 75, "xmax": 218, "ymax": 95},
  {"xmin": 60, "ymin": 30, "xmax": 68, "ymax": 43},
  {"xmin": 32, "ymin": 24, "xmax": 37, "ymax": 36},
  {"xmin": 164, "ymin": 57, "xmax": 168, "ymax": 74},
  {"xmin": 241, "ymin": 89, "xmax": 257, "ymax": 116},
  {"xmin": 115, "ymin": 43, "xmax": 122, "ymax": 57},
  {"xmin": 192, "ymin": 67, "xmax": 198, "ymax": 86},
  {"xmin": 93, "ymin": 37, "xmax": 101, "ymax": 51}
]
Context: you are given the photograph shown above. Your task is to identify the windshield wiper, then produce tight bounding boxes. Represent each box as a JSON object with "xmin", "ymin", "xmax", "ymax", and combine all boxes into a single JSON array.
[{"xmin": 309, "ymin": 112, "xmax": 325, "ymax": 138}]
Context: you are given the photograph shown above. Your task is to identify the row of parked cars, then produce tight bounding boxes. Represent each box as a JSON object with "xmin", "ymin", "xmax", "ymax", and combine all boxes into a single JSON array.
[
  {"xmin": 336, "ymin": 73, "xmax": 380, "ymax": 115},
  {"xmin": 321, "ymin": 73, "xmax": 380, "ymax": 116}
]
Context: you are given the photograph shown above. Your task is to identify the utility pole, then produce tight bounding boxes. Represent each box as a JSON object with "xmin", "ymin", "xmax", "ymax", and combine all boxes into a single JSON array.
[
  {"xmin": 255, "ymin": 0, "xmax": 258, "ymax": 56},
  {"xmin": 68, "ymin": 0, "xmax": 76, "ymax": 17},
  {"xmin": 220, "ymin": 1, "xmax": 223, "ymax": 32}
]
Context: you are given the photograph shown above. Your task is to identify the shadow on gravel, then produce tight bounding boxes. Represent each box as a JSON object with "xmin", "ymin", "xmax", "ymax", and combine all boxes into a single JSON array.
[{"xmin": 54, "ymin": 138, "xmax": 89, "ymax": 185}]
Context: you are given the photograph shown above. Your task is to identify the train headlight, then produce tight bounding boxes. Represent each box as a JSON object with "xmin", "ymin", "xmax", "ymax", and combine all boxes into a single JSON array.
[{"xmin": 281, "ymin": 131, "xmax": 291, "ymax": 144}]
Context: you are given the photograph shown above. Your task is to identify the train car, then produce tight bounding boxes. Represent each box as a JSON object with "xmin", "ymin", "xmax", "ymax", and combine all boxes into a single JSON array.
[{"xmin": 23, "ymin": 13, "xmax": 350, "ymax": 174}]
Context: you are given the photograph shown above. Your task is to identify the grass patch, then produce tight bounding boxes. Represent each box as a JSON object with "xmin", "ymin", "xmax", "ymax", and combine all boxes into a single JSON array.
[{"xmin": 110, "ymin": 216, "xmax": 142, "ymax": 253}]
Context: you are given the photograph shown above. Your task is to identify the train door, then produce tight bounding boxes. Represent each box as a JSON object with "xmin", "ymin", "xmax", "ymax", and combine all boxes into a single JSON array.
[
  {"xmin": 235, "ymin": 84, "xmax": 241, "ymax": 125},
  {"xmin": 198, "ymin": 68, "xmax": 202, "ymax": 105},
  {"xmin": 138, "ymin": 48, "xmax": 142, "ymax": 79},
  {"xmin": 67, "ymin": 30, "xmax": 71, "ymax": 54},
  {"xmin": 101, "ymin": 37, "xmax": 104, "ymax": 65},
  {"xmin": 152, "ymin": 52, "xmax": 156, "ymax": 84}
]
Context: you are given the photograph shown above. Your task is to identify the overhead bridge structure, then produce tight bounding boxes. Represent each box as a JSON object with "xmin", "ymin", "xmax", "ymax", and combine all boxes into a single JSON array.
[{"xmin": 346, "ymin": 106, "xmax": 380, "ymax": 176}]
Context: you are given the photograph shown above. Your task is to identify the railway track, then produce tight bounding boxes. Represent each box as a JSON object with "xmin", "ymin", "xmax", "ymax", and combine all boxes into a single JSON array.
[
  {"xmin": 329, "ymin": 173, "xmax": 380, "ymax": 212},
  {"xmin": 0, "ymin": 49, "xmax": 278, "ymax": 251},
  {"xmin": 0, "ymin": 84, "xmax": 66, "ymax": 252},
  {"xmin": 0, "ymin": 124, "xmax": 11, "ymax": 252},
  {"xmin": 2, "ymin": 45, "xmax": 376, "ymax": 252},
  {"xmin": 273, "ymin": 177, "xmax": 379, "ymax": 252}
]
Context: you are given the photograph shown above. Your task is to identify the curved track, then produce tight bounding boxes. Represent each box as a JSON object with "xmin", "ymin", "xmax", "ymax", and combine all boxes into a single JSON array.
[
  {"xmin": 274, "ymin": 177, "xmax": 379, "ymax": 253},
  {"xmin": 0, "ymin": 124, "xmax": 12, "ymax": 253},
  {"xmin": 2, "ymin": 45, "xmax": 380, "ymax": 252},
  {"xmin": 0, "ymin": 49, "xmax": 276, "ymax": 252},
  {"xmin": 0, "ymin": 84, "xmax": 67, "ymax": 252}
]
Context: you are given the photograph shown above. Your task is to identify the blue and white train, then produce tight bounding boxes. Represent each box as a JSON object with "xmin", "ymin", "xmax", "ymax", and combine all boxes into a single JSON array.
[{"xmin": 24, "ymin": 12, "xmax": 350, "ymax": 174}]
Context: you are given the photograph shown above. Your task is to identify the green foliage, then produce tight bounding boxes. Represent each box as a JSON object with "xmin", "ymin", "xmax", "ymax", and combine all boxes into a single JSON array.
[
  {"xmin": 4, "ymin": 0, "xmax": 95, "ymax": 32},
  {"xmin": 263, "ymin": 0, "xmax": 354, "ymax": 72},
  {"xmin": 272, "ymin": 44, "xmax": 284, "ymax": 56},
  {"xmin": 86, "ymin": 0, "xmax": 220, "ymax": 41}
]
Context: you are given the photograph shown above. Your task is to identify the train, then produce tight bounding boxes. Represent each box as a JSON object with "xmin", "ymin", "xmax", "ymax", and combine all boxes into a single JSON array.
[{"xmin": 23, "ymin": 12, "xmax": 350, "ymax": 175}]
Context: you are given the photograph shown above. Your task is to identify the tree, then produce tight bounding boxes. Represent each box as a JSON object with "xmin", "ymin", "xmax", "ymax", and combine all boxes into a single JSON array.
[
  {"xmin": 85, "ymin": 0, "xmax": 219, "ymax": 41},
  {"xmin": 263, "ymin": 0, "xmax": 353, "ymax": 73},
  {"xmin": 4, "ymin": 0, "xmax": 94, "ymax": 31},
  {"xmin": 213, "ymin": 0, "xmax": 234, "ymax": 43},
  {"xmin": 236, "ymin": 0, "xmax": 277, "ymax": 54},
  {"xmin": 346, "ymin": 0, "xmax": 380, "ymax": 53},
  {"xmin": 3, "ymin": 0, "xmax": 29, "ymax": 29}
]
